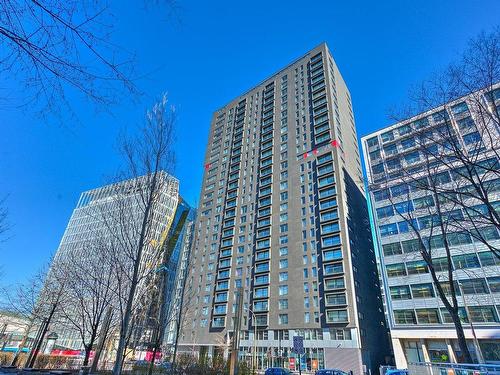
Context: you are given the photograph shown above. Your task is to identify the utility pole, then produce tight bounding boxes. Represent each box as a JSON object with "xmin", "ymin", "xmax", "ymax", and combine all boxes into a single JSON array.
[{"xmin": 229, "ymin": 287, "xmax": 243, "ymax": 375}]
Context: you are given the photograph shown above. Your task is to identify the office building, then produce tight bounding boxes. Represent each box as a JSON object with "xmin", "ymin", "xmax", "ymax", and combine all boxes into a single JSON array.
[
  {"xmin": 47, "ymin": 173, "xmax": 194, "ymax": 358},
  {"xmin": 361, "ymin": 84, "xmax": 500, "ymax": 367},
  {"xmin": 179, "ymin": 43, "xmax": 390, "ymax": 374}
]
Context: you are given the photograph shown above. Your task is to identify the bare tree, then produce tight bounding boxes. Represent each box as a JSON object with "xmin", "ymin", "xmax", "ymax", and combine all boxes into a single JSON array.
[
  {"xmin": 0, "ymin": 0, "xmax": 139, "ymax": 118},
  {"xmin": 397, "ymin": 27, "xmax": 500, "ymax": 257},
  {"xmin": 51, "ymin": 240, "xmax": 116, "ymax": 366},
  {"xmin": 91, "ymin": 94, "xmax": 177, "ymax": 375},
  {"xmin": 0, "ymin": 262, "xmax": 65, "ymax": 367},
  {"xmin": 0, "ymin": 196, "xmax": 9, "ymax": 241},
  {"xmin": 373, "ymin": 29, "xmax": 500, "ymax": 363}
]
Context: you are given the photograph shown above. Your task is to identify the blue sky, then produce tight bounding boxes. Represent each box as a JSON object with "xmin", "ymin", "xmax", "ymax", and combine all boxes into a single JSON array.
[{"xmin": 1, "ymin": 0, "xmax": 499, "ymax": 286}]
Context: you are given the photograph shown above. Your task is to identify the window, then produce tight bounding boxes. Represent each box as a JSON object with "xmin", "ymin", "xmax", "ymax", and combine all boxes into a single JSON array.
[
  {"xmin": 326, "ymin": 292, "xmax": 347, "ymax": 306},
  {"xmin": 322, "ymin": 235, "xmax": 341, "ymax": 247},
  {"xmin": 324, "ymin": 262, "xmax": 343, "ymax": 275},
  {"xmin": 255, "ymin": 274, "xmax": 269, "ymax": 285},
  {"xmin": 376, "ymin": 205, "xmax": 394, "ymax": 219},
  {"xmin": 381, "ymin": 131, "xmax": 394, "ymax": 143},
  {"xmin": 460, "ymin": 278, "xmax": 489, "ymax": 295},
  {"xmin": 279, "ymin": 259, "xmax": 288, "ymax": 269},
  {"xmin": 367, "ymin": 137, "xmax": 379, "ymax": 148},
  {"xmin": 474, "ymin": 226, "xmax": 500, "ymax": 241},
  {"xmin": 369, "ymin": 150, "xmax": 381, "ymax": 161},
  {"xmin": 254, "ymin": 300, "xmax": 268, "ymax": 312},
  {"xmin": 463, "ymin": 132, "xmax": 482, "ymax": 146},
  {"xmin": 435, "ymin": 171, "xmax": 451, "ymax": 185},
  {"xmin": 416, "ymin": 309, "xmax": 440, "ymax": 324},
  {"xmin": 451, "ymin": 102, "xmax": 469, "ymax": 115},
  {"xmin": 279, "ymin": 247, "xmax": 288, "ymax": 256},
  {"xmin": 379, "ymin": 223, "xmax": 398, "ymax": 237},
  {"xmin": 440, "ymin": 307, "xmax": 469, "ymax": 324},
  {"xmin": 317, "ymin": 164, "xmax": 334, "ymax": 176},
  {"xmin": 413, "ymin": 196, "xmax": 434, "ymax": 209},
  {"xmin": 255, "ymin": 262, "xmax": 269, "ymax": 273},
  {"xmin": 383, "ymin": 144, "xmax": 398, "ymax": 156},
  {"xmin": 279, "ymin": 272, "xmax": 288, "ymax": 282},
  {"xmin": 383, "ymin": 242, "xmax": 402, "ymax": 256},
  {"xmin": 394, "ymin": 310, "xmax": 416, "ymax": 325},
  {"xmin": 373, "ymin": 189, "xmax": 390, "ymax": 201},
  {"xmin": 321, "ymin": 222, "xmax": 339, "ymax": 235},
  {"xmin": 279, "ymin": 314, "xmax": 289, "ymax": 325},
  {"xmin": 453, "ymin": 254, "xmax": 480, "ymax": 269},
  {"xmin": 320, "ymin": 209, "xmax": 338, "ymax": 221},
  {"xmin": 390, "ymin": 286, "xmax": 411, "ymax": 300},
  {"xmin": 386, "ymin": 263, "xmax": 406, "ymax": 277},
  {"xmin": 468, "ymin": 306, "xmax": 499, "ymax": 323},
  {"xmin": 323, "ymin": 249, "xmax": 342, "ymax": 261},
  {"xmin": 402, "ymin": 239, "xmax": 420, "ymax": 253},
  {"xmin": 387, "ymin": 158, "xmax": 401, "ymax": 170},
  {"xmin": 326, "ymin": 309, "xmax": 348, "ymax": 323},
  {"xmin": 432, "ymin": 257, "xmax": 451, "ymax": 272},
  {"xmin": 254, "ymin": 287, "xmax": 269, "ymax": 298},
  {"xmin": 479, "ymin": 252, "xmax": 500, "ymax": 266},
  {"xmin": 318, "ymin": 175, "xmax": 335, "ymax": 187},
  {"xmin": 279, "ymin": 285, "xmax": 288, "ymax": 296},
  {"xmin": 406, "ymin": 260, "xmax": 428, "ymax": 275},
  {"xmin": 319, "ymin": 186, "xmax": 336, "ymax": 199},
  {"xmin": 319, "ymin": 198, "xmax": 337, "ymax": 210},
  {"xmin": 372, "ymin": 163, "xmax": 385, "ymax": 174},
  {"xmin": 278, "ymin": 299, "xmax": 288, "ymax": 310},
  {"xmin": 394, "ymin": 201, "xmax": 414, "ymax": 214},
  {"xmin": 255, "ymin": 315, "xmax": 268, "ymax": 326},
  {"xmin": 487, "ymin": 277, "xmax": 500, "ymax": 293},
  {"xmin": 401, "ymin": 137, "xmax": 415, "ymax": 149},
  {"xmin": 391, "ymin": 183, "xmax": 410, "ymax": 197},
  {"xmin": 317, "ymin": 152, "xmax": 333, "ymax": 164},
  {"xmin": 325, "ymin": 277, "xmax": 345, "ymax": 290},
  {"xmin": 457, "ymin": 116, "xmax": 476, "ymax": 133},
  {"xmin": 213, "ymin": 317, "xmax": 225, "ymax": 327},
  {"xmin": 411, "ymin": 283, "xmax": 435, "ymax": 298}
]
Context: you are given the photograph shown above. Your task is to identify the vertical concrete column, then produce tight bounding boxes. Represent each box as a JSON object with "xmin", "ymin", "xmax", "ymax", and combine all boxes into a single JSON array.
[
  {"xmin": 420, "ymin": 340, "xmax": 431, "ymax": 362},
  {"xmin": 392, "ymin": 338, "xmax": 408, "ymax": 369},
  {"xmin": 446, "ymin": 339, "xmax": 457, "ymax": 363}
]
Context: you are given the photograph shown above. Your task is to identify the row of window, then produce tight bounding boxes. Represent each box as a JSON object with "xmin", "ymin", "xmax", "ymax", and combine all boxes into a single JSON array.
[
  {"xmin": 390, "ymin": 277, "xmax": 499, "ymax": 300},
  {"xmin": 393, "ymin": 305, "xmax": 499, "ymax": 325},
  {"xmin": 366, "ymin": 99, "xmax": 478, "ymax": 149},
  {"xmin": 386, "ymin": 253, "xmax": 500, "ymax": 277}
]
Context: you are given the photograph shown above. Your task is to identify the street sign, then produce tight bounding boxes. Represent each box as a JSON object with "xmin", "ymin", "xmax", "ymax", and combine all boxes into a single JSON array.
[{"xmin": 292, "ymin": 336, "xmax": 305, "ymax": 355}]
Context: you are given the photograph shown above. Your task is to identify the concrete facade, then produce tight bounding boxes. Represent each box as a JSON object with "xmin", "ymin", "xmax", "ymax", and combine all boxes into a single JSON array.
[
  {"xmin": 179, "ymin": 43, "xmax": 391, "ymax": 374},
  {"xmin": 361, "ymin": 84, "xmax": 500, "ymax": 367}
]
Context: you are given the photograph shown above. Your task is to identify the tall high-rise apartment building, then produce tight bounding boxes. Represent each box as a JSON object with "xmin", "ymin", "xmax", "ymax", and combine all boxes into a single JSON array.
[
  {"xmin": 179, "ymin": 43, "xmax": 390, "ymax": 374},
  {"xmin": 361, "ymin": 84, "xmax": 500, "ymax": 367}
]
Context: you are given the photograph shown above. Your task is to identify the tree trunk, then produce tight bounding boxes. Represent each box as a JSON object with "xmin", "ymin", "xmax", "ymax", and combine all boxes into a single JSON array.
[
  {"xmin": 11, "ymin": 321, "xmax": 34, "ymax": 366},
  {"xmin": 451, "ymin": 310, "xmax": 473, "ymax": 363},
  {"xmin": 148, "ymin": 342, "xmax": 159, "ymax": 375},
  {"xmin": 83, "ymin": 331, "xmax": 97, "ymax": 367},
  {"xmin": 91, "ymin": 307, "xmax": 113, "ymax": 373},
  {"xmin": 112, "ymin": 176, "xmax": 158, "ymax": 375}
]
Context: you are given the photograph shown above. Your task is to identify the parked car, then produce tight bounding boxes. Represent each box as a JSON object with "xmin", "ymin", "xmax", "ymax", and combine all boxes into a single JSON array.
[
  {"xmin": 265, "ymin": 368, "xmax": 293, "ymax": 375},
  {"xmin": 316, "ymin": 369, "xmax": 350, "ymax": 375},
  {"xmin": 385, "ymin": 369, "xmax": 408, "ymax": 375}
]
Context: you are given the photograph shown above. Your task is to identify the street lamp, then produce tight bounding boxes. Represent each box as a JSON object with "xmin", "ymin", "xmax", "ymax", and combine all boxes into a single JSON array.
[{"xmin": 244, "ymin": 307, "xmax": 257, "ymax": 373}]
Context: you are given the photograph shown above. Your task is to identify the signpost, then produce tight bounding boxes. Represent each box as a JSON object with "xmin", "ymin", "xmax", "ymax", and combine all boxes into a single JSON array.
[{"xmin": 292, "ymin": 336, "xmax": 304, "ymax": 375}]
